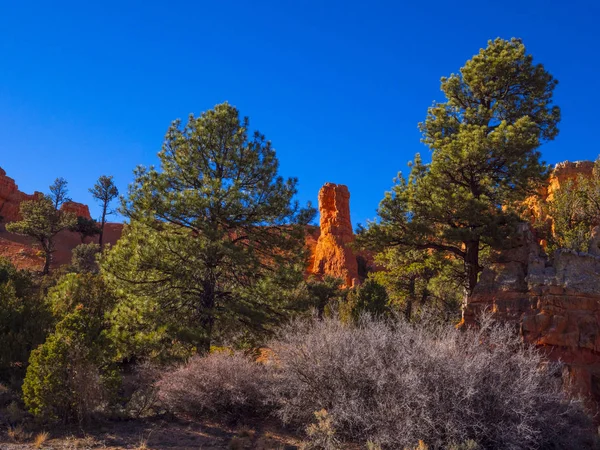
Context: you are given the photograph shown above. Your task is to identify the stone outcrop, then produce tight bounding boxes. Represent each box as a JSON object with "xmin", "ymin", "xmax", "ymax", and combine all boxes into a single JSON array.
[
  {"xmin": 61, "ymin": 201, "xmax": 92, "ymax": 220},
  {"xmin": 0, "ymin": 167, "xmax": 41, "ymax": 222},
  {"xmin": 311, "ymin": 183, "xmax": 359, "ymax": 287},
  {"xmin": 464, "ymin": 224, "xmax": 600, "ymax": 410},
  {"xmin": 547, "ymin": 160, "xmax": 595, "ymax": 201},
  {"xmin": 0, "ymin": 166, "xmax": 115, "ymax": 271}
]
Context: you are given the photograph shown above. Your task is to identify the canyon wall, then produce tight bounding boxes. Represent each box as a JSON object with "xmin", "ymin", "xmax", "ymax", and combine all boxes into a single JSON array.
[
  {"xmin": 465, "ymin": 161, "xmax": 600, "ymax": 410},
  {"xmin": 0, "ymin": 167, "xmax": 91, "ymax": 221}
]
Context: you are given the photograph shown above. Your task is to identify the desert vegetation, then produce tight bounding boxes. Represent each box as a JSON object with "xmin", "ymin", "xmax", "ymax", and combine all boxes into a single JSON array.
[{"xmin": 1, "ymin": 38, "xmax": 599, "ymax": 449}]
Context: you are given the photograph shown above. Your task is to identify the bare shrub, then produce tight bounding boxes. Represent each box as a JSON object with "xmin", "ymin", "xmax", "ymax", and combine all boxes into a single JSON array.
[
  {"xmin": 121, "ymin": 361, "xmax": 163, "ymax": 418},
  {"xmin": 269, "ymin": 315, "xmax": 597, "ymax": 449},
  {"xmin": 157, "ymin": 351, "xmax": 272, "ymax": 423}
]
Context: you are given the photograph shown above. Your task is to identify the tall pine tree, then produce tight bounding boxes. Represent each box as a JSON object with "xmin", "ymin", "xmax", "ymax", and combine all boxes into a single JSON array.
[
  {"xmin": 362, "ymin": 38, "xmax": 559, "ymax": 296},
  {"xmin": 103, "ymin": 103, "xmax": 314, "ymax": 353}
]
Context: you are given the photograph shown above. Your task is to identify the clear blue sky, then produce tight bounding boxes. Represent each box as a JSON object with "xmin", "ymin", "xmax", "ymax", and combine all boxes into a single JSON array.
[{"xmin": 1, "ymin": 1, "xmax": 598, "ymax": 227}]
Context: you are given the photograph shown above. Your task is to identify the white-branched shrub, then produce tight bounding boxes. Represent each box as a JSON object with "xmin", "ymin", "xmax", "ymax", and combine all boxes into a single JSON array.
[
  {"xmin": 270, "ymin": 315, "xmax": 595, "ymax": 449},
  {"xmin": 157, "ymin": 351, "xmax": 272, "ymax": 423},
  {"xmin": 157, "ymin": 315, "xmax": 596, "ymax": 449}
]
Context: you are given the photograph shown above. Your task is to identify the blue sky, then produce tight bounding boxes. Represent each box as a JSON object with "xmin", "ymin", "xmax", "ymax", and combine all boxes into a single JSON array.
[{"xmin": 1, "ymin": 1, "xmax": 598, "ymax": 227}]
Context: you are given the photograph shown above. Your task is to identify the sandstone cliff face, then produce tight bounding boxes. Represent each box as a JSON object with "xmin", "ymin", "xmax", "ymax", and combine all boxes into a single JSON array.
[
  {"xmin": 311, "ymin": 183, "xmax": 359, "ymax": 287},
  {"xmin": 547, "ymin": 160, "xmax": 595, "ymax": 201},
  {"xmin": 61, "ymin": 201, "xmax": 92, "ymax": 220},
  {"xmin": 0, "ymin": 166, "xmax": 112, "ymax": 271},
  {"xmin": 1, "ymin": 166, "xmax": 363, "ymax": 283},
  {"xmin": 0, "ymin": 167, "xmax": 41, "ymax": 222},
  {"xmin": 464, "ymin": 224, "xmax": 600, "ymax": 410},
  {"xmin": 0, "ymin": 167, "xmax": 92, "ymax": 222}
]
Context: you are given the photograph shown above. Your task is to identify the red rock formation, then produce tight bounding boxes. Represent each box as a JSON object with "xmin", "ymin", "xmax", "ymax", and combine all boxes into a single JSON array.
[
  {"xmin": 61, "ymin": 201, "xmax": 92, "ymax": 220},
  {"xmin": 311, "ymin": 183, "xmax": 359, "ymax": 287},
  {"xmin": 0, "ymin": 167, "xmax": 364, "ymax": 283},
  {"xmin": 0, "ymin": 167, "xmax": 41, "ymax": 222},
  {"xmin": 0, "ymin": 166, "xmax": 117, "ymax": 271},
  {"xmin": 464, "ymin": 224, "xmax": 600, "ymax": 411}
]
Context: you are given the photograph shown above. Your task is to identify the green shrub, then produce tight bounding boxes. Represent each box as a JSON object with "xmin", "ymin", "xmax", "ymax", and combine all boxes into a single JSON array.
[
  {"xmin": 22, "ymin": 273, "xmax": 119, "ymax": 422},
  {"xmin": 71, "ymin": 243, "xmax": 100, "ymax": 273},
  {"xmin": 0, "ymin": 259, "xmax": 52, "ymax": 386}
]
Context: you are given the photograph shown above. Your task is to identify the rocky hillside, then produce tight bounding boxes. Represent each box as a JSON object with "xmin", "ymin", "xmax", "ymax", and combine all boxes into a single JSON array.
[{"xmin": 0, "ymin": 167, "xmax": 366, "ymax": 283}]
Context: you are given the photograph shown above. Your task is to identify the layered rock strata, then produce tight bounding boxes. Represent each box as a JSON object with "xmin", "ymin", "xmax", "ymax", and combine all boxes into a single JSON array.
[{"xmin": 464, "ymin": 224, "xmax": 600, "ymax": 410}]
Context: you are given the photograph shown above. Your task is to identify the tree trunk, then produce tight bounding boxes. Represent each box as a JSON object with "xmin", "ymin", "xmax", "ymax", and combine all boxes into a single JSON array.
[
  {"xmin": 99, "ymin": 203, "xmax": 107, "ymax": 249},
  {"xmin": 42, "ymin": 253, "xmax": 51, "ymax": 275},
  {"xmin": 41, "ymin": 238, "xmax": 52, "ymax": 275},
  {"xmin": 464, "ymin": 240, "xmax": 480, "ymax": 296},
  {"xmin": 405, "ymin": 275, "xmax": 416, "ymax": 321},
  {"xmin": 198, "ymin": 278, "xmax": 216, "ymax": 354}
]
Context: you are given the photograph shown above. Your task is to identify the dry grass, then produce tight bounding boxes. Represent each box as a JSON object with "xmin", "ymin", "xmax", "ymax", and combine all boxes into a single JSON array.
[
  {"xmin": 33, "ymin": 431, "xmax": 50, "ymax": 448},
  {"xmin": 7, "ymin": 424, "xmax": 32, "ymax": 442}
]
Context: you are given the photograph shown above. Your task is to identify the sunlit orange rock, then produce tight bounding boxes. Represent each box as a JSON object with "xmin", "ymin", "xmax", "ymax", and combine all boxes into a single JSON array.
[
  {"xmin": 0, "ymin": 166, "xmax": 119, "ymax": 271},
  {"xmin": 311, "ymin": 183, "xmax": 359, "ymax": 287},
  {"xmin": 522, "ymin": 160, "xmax": 596, "ymax": 240}
]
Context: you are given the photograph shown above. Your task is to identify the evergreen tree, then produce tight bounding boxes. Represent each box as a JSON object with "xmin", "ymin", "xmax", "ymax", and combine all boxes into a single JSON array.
[
  {"xmin": 362, "ymin": 38, "xmax": 559, "ymax": 296},
  {"xmin": 6, "ymin": 196, "xmax": 76, "ymax": 274},
  {"xmin": 103, "ymin": 102, "xmax": 314, "ymax": 353},
  {"xmin": 89, "ymin": 175, "xmax": 119, "ymax": 249},
  {"xmin": 49, "ymin": 177, "xmax": 71, "ymax": 210},
  {"xmin": 70, "ymin": 216, "xmax": 101, "ymax": 243},
  {"xmin": 546, "ymin": 157, "xmax": 600, "ymax": 253},
  {"xmin": 22, "ymin": 273, "xmax": 119, "ymax": 422},
  {"xmin": 0, "ymin": 258, "xmax": 52, "ymax": 385}
]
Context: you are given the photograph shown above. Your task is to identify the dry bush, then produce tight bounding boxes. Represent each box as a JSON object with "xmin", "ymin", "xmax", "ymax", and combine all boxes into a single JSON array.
[
  {"xmin": 7, "ymin": 424, "xmax": 31, "ymax": 442},
  {"xmin": 269, "ymin": 315, "xmax": 597, "ymax": 449},
  {"xmin": 121, "ymin": 361, "xmax": 163, "ymax": 418},
  {"xmin": 157, "ymin": 351, "xmax": 272, "ymax": 423}
]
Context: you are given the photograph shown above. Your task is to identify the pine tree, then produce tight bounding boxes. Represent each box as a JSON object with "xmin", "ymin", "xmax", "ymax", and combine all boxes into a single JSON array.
[
  {"xmin": 362, "ymin": 38, "xmax": 559, "ymax": 296},
  {"xmin": 102, "ymin": 102, "xmax": 314, "ymax": 353},
  {"xmin": 6, "ymin": 196, "xmax": 76, "ymax": 274},
  {"xmin": 89, "ymin": 175, "xmax": 119, "ymax": 249}
]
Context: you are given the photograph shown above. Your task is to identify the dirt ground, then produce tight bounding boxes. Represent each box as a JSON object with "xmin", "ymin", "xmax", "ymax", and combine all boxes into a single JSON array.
[{"xmin": 0, "ymin": 416, "xmax": 302, "ymax": 450}]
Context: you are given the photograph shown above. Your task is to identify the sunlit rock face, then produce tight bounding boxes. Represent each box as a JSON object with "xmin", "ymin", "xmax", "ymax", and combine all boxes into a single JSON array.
[
  {"xmin": 522, "ymin": 160, "xmax": 596, "ymax": 242},
  {"xmin": 464, "ymin": 223, "xmax": 600, "ymax": 413},
  {"xmin": 311, "ymin": 183, "xmax": 359, "ymax": 287}
]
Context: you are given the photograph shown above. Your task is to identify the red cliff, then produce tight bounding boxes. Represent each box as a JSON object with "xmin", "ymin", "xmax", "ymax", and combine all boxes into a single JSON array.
[
  {"xmin": 0, "ymin": 167, "xmax": 41, "ymax": 222},
  {"xmin": 464, "ymin": 224, "xmax": 600, "ymax": 412}
]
